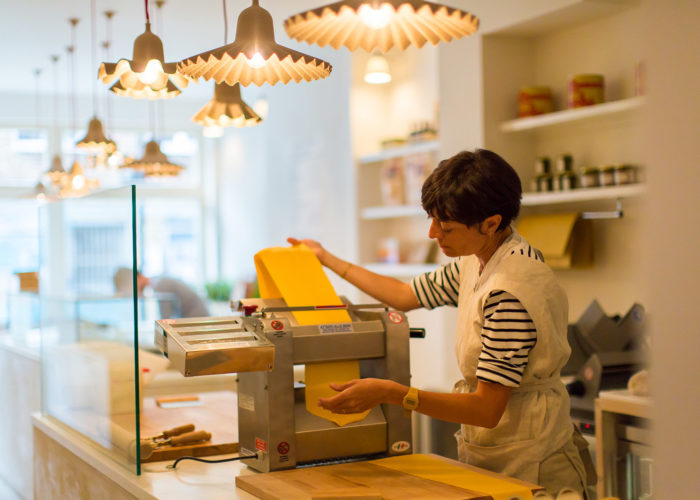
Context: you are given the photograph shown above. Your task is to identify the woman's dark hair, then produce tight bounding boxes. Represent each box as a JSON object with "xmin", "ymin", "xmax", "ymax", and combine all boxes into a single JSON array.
[{"xmin": 421, "ymin": 149, "xmax": 522, "ymax": 231}]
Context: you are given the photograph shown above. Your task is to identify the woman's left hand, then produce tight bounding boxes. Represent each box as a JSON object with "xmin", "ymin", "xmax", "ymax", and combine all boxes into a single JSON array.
[{"xmin": 318, "ymin": 378, "xmax": 401, "ymax": 414}]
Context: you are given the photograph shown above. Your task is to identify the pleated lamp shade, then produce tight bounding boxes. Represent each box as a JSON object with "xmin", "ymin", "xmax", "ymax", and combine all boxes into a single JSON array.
[
  {"xmin": 98, "ymin": 22, "xmax": 188, "ymax": 99},
  {"xmin": 283, "ymin": 0, "xmax": 479, "ymax": 52},
  {"xmin": 193, "ymin": 83, "xmax": 262, "ymax": 128},
  {"xmin": 77, "ymin": 117, "xmax": 116, "ymax": 153},
  {"xmin": 121, "ymin": 140, "xmax": 184, "ymax": 177},
  {"xmin": 45, "ymin": 155, "xmax": 67, "ymax": 186},
  {"xmin": 178, "ymin": 0, "xmax": 332, "ymax": 87}
]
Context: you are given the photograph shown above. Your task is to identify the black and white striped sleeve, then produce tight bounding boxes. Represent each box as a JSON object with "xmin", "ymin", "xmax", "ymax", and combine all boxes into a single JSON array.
[
  {"xmin": 410, "ymin": 260, "xmax": 461, "ymax": 310},
  {"xmin": 476, "ymin": 290, "xmax": 537, "ymax": 387}
]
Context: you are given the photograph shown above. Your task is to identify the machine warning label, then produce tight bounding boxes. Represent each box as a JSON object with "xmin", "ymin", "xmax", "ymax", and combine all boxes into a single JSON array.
[
  {"xmin": 255, "ymin": 438, "xmax": 268, "ymax": 452},
  {"xmin": 388, "ymin": 312, "xmax": 404, "ymax": 324},
  {"xmin": 319, "ymin": 323, "xmax": 353, "ymax": 334},
  {"xmin": 239, "ymin": 393, "xmax": 255, "ymax": 412},
  {"xmin": 391, "ymin": 441, "xmax": 411, "ymax": 453},
  {"xmin": 277, "ymin": 441, "xmax": 290, "ymax": 455}
]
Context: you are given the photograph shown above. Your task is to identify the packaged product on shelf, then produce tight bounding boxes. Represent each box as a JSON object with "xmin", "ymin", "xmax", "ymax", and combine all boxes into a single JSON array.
[
  {"xmin": 558, "ymin": 172, "xmax": 577, "ymax": 191},
  {"xmin": 555, "ymin": 153, "xmax": 574, "ymax": 173},
  {"xmin": 380, "ymin": 137, "xmax": 407, "ymax": 149},
  {"xmin": 614, "ymin": 164, "xmax": 637, "ymax": 185},
  {"xmin": 518, "ymin": 86, "xmax": 553, "ymax": 117},
  {"xmin": 380, "ymin": 157, "xmax": 405, "ymax": 205},
  {"xmin": 580, "ymin": 167, "xmax": 600, "ymax": 188},
  {"xmin": 599, "ymin": 165, "xmax": 616, "ymax": 187},
  {"xmin": 377, "ymin": 237, "xmax": 400, "ymax": 264},
  {"xmin": 535, "ymin": 156, "xmax": 551, "ymax": 175},
  {"xmin": 404, "ymin": 152, "xmax": 432, "ymax": 205},
  {"xmin": 568, "ymin": 74, "xmax": 605, "ymax": 108},
  {"xmin": 536, "ymin": 173, "xmax": 554, "ymax": 192}
]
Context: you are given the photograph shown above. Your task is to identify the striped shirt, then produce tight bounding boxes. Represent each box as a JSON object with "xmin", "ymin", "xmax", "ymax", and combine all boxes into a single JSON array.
[{"xmin": 411, "ymin": 260, "xmax": 537, "ymax": 387}]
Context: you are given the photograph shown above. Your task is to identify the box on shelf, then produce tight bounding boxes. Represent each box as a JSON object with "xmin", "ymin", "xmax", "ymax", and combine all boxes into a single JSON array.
[
  {"xmin": 404, "ymin": 153, "xmax": 433, "ymax": 205},
  {"xmin": 380, "ymin": 157, "xmax": 405, "ymax": 205}
]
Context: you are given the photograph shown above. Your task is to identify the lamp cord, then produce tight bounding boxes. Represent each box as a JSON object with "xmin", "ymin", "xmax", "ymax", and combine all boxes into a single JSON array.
[
  {"xmin": 90, "ymin": 0, "xmax": 98, "ymax": 115},
  {"xmin": 51, "ymin": 55, "xmax": 60, "ymax": 155},
  {"xmin": 223, "ymin": 0, "xmax": 228, "ymax": 44},
  {"xmin": 145, "ymin": 0, "xmax": 150, "ymax": 23},
  {"xmin": 67, "ymin": 20, "xmax": 78, "ymax": 155},
  {"xmin": 34, "ymin": 69, "xmax": 41, "ymax": 131}
]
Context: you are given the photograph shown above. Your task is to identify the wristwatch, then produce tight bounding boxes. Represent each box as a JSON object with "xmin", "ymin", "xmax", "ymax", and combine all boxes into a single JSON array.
[{"xmin": 402, "ymin": 387, "xmax": 419, "ymax": 418}]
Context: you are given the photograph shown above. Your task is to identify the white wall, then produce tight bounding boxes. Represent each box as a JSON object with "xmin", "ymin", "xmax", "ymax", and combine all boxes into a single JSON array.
[{"xmin": 642, "ymin": 0, "xmax": 700, "ymax": 497}]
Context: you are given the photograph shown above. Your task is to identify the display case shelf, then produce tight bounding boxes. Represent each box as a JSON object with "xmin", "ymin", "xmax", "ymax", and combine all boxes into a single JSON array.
[
  {"xmin": 364, "ymin": 262, "xmax": 439, "ymax": 277},
  {"xmin": 521, "ymin": 184, "xmax": 646, "ymax": 206},
  {"xmin": 358, "ymin": 140, "xmax": 440, "ymax": 164},
  {"xmin": 500, "ymin": 96, "xmax": 645, "ymax": 133},
  {"xmin": 361, "ymin": 205, "xmax": 425, "ymax": 220}
]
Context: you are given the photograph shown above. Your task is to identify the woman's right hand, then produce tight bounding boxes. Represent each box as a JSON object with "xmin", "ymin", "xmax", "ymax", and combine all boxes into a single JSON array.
[{"xmin": 287, "ymin": 237, "xmax": 328, "ymax": 265}]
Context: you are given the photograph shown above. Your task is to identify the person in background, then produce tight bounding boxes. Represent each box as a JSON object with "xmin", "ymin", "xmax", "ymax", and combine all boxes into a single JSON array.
[
  {"xmin": 288, "ymin": 149, "xmax": 594, "ymax": 499},
  {"xmin": 113, "ymin": 268, "xmax": 209, "ymax": 318}
]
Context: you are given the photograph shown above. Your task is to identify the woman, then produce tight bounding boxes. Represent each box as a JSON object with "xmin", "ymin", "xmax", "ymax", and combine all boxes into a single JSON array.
[{"xmin": 289, "ymin": 149, "xmax": 592, "ymax": 498}]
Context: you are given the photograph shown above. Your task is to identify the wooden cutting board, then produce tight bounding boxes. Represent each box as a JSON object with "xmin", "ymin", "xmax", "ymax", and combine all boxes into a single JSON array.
[{"xmin": 236, "ymin": 454, "xmax": 542, "ymax": 500}]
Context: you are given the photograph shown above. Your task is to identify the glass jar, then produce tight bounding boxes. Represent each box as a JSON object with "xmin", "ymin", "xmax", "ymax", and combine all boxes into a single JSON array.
[
  {"xmin": 559, "ymin": 172, "xmax": 577, "ymax": 191},
  {"xmin": 599, "ymin": 165, "xmax": 616, "ymax": 187},
  {"xmin": 535, "ymin": 156, "xmax": 551, "ymax": 175},
  {"xmin": 537, "ymin": 174, "xmax": 554, "ymax": 192},
  {"xmin": 556, "ymin": 154, "xmax": 574, "ymax": 173},
  {"xmin": 614, "ymin": 164, "xmax": 637, "ymax": 185},
  {"xmin": 580, "ymin": 167, "xmax": 600, "ymax": 188}
]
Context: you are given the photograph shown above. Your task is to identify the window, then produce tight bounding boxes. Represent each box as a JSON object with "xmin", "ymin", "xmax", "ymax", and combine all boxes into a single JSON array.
[{"xmin": 0, "ymin": 128, "xmax": 48, "ymax": 186}]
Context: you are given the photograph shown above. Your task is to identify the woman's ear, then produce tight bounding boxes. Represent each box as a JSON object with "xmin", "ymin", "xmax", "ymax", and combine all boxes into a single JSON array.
[{"xmin": 481, "ymin": 214, "xmax": 503, "ymax": 236}]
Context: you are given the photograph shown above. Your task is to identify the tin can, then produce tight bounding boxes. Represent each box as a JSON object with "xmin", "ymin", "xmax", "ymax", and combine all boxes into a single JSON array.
[
  {"xmin": 535, "ymin": 156, "xmax": 551, "ymax": 175},
  {"xmin": 518, "ymin": 86, "xmax": 554, "ymax": 117},
  {"xmin": 568, "ymin": 74, "xmax": 605, "ymax": 108},
  {"xmin": 580, "ymin": 167, "xmax": 600, "ymax": 188},
  {"xmin": 614, "ymin": 164, "xmax": 637, "ymax": 185},
  {"xmin": 558, "ymin": 172, "xmax": 577, "ymax": 191},
  {"xmin": 555, "ymin": 154, "xmax": 574, "ymax": 173},
  {"xmin": 599, "ymin": 165, "xmax": 616, "ymax": 187}
]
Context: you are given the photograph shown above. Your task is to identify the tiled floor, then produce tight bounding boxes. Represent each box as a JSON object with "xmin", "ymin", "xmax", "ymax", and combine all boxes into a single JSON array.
[{"xmin": 0, "ymin": 477, "xmax": 21, "ymax": 500}]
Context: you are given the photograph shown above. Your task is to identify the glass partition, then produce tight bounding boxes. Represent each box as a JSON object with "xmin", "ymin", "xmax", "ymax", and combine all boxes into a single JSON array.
[{"xmin": 39, "ymin": 186, "xmax": 145, "ymax": 474}]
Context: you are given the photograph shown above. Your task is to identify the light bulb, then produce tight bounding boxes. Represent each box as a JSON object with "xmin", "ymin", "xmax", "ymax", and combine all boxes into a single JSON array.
[
  {"xmin": 72, "ymin": 174, "xmax": 86, "ymax": 190},
  {"xmin": 364, "ymin": 53, "xmax": 392, "ymax": 84},
  {"xmin": 358, "ymin": 4, "xmax": 394, "ymax": 29},
  {"xmin": 137, "ymin": 59, "xmax": 163, "ymax": 85},
  {"xmin": 245, "ymin": 52, "xmax": 267, "ymax": 68}
]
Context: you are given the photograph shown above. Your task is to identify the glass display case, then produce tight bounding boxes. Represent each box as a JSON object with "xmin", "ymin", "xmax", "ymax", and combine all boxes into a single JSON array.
[{"xmin": 38, "ymin": 186, "xmax": 237, "ymax": 475}]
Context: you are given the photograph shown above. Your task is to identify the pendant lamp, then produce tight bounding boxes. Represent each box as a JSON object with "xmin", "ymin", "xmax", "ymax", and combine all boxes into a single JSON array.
[
  {"xmin": 178, "ymin": 0, "xmax": 332, "ymax": 87},
  {"xmin": 77, "ymin": 117, "xmax": 116, "ymax": 153},
  {"xmin": 283, "ymin": 0, "xmax": 479, "ymax": 52},
  {"xmin": 192, "ymin": 0, "xmax": 262, "ymax": 130},
  {"xmin": 42, "ymin": 55, "xmax": 67, "ymax": 189},
  {"xmin": 45, "ymin": 155, "xmax": 67, "ymax": 187},
  {"xmin": 98, "ymin": 0, "xmax": 188, "ymax": 99},
  {"xmin": 121, "ymin": 140, "xmax": 184, "ymax": 177},
  {"xmin": 193, "ymin": 83, "xmax": 262, "ymax": 128},
  {"xmin": 364, "ymin": 52, "xmax": 391, "ymax": 84}
]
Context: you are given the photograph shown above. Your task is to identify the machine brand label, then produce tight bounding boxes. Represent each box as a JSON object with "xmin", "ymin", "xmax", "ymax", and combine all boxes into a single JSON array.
[
  {"xmin": 239, "ymin": 393, "xmax": 255, "ymax": 412},
  {"xmin": 391, "ymin": 440, "xmax": 411, "ymax": 453},
  {"xmin": 388, "ymin": 312, "xmax": 404, "ymax": 324},
  {"xmin": 270, "ymin": 320, "xmax": 284, "ymax": 331},
  {"xmin": 319, "ymin": 323, "xmax": 353, "ymax": 334},
  {"xmin": 255, "ymin": 438, "xmax": 268, "ymax": 452}
]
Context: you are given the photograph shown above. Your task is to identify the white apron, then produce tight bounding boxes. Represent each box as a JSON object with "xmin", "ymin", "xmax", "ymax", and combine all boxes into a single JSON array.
[{"xmin": 453, "ymin": 231, "xmax": 589, "ymax": 497}]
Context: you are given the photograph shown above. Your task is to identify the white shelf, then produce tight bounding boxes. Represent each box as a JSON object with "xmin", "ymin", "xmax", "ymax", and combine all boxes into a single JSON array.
[
  {"xmin": 358, "ymin": 140, "xmax": 440, "ymax": 164},
  {"xmin": 361, "ymin": 205, "xmax": 425, "ymax": 220},
  {"xmin": 500, "ymin": 96, "xmax": 645, "ymax": 133},
  {"xmin": 364, "ymin": 262, "xmax": 439, "ymax": 277},
  {"xmin": 521, "ymin": 184, "xmax": 646, "ymax": 206}
]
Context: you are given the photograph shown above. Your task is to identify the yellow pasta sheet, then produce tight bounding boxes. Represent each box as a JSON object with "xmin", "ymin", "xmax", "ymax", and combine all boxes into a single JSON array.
[
  {"xmin": 372, "ymin": 454, "xmax": 534, "ymax": 500},
  {"xmin": 254, "ymin": 244, "xmax": 369, "ymax": 426}
]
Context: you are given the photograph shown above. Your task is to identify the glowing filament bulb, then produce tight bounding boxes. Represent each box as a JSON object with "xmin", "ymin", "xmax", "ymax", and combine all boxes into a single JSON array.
[
  {"xmin": 358, "ymin": 4, "xmax": 394, "ymax": 29},
  {"xmin": 137, "ymin": 59, "xmax": 163, "ymax": 85},
  {"xmin": 245, "ymin": 52, "xmax": 267, "ymax": 68},
  {"xmin": 72, "ymin": 174, "xmax": 86, "ymax": 190}
]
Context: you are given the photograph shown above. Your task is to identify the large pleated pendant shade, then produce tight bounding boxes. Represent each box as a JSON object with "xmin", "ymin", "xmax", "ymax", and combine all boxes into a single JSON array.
[
  {"xmin": 178, "ymin": 0, "xmax": 332, "ymax": 87},
  {"xmin": 283, "ymin": 0, "xmax": 479, "ymax": 52},
  {"xmin": 193, "ymin": 83, "xmax": 262, "ymax": 128}
]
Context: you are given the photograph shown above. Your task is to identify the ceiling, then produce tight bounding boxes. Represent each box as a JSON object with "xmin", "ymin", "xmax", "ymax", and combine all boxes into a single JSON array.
[{"xmin": 0, "ymin": 0, "xmax": 342, "ymax": 99}]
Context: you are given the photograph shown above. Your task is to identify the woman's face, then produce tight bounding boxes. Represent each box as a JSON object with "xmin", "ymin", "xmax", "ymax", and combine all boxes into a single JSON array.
[{"xmin": 428, "ymin": 217, "xmax": 489, "ymax": 258}]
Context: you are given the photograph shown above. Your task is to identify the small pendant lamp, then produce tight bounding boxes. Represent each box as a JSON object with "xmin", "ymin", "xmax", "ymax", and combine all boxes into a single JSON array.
[
  {"xmin": 283, "ymin": 0, "xmax": 479, "ymax": 52},
  {"xmin": 98, "ymin": 0, "xmax": 188, "ymax": 99},
  {"xmin": 193, "ymin": 83, "xmax": 262, "ymax": 128},
  {"xmin": 364, "ymin": 52, "xmax": 391, "ymax": 84},
  {"xmin": 121, "ymin": 140, "xmax": 184, "ymax": 177},
  {"xmin": 178, "ymin": 0, "xmax": 332, "ymax": 87},
  {"xmin": 45, "ymin": 155, "xmax": 67, "ymax": 187}
]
